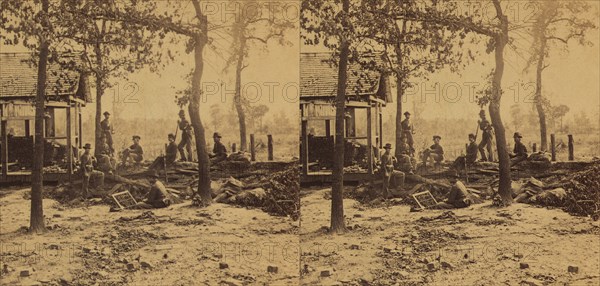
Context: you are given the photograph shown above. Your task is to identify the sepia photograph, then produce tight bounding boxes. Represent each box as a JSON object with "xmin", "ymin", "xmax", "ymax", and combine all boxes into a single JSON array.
[
  {"xmin": 1, "ymin": 1, "xmax": 299, "ymax": 285},
  {"xmin": 1, "ymin": 0, "xmax": 599, "ymax": 285},
  {"xmin": 300, "ymin": 0, "xmax": 599, "ymax": 285}
]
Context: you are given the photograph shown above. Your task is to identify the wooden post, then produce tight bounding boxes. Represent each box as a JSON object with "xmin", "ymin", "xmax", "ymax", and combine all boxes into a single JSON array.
[
  {"xmin": 550, "ymin": 134, "xmax": 556, "ymax": 161},
  {"xmin": 1, "ymin": 120, "xmax": 8, "ymax": 181},
  {"xmin": 301, "ymin": 120, "xmax": 308, "ymax": 175},
  {"xmin": 232, "ymin": 143, "xmax": 236, "ymax": 153},
  {"xmin": 532, "ymin": 143, "xmax": 537, "ymax": 153},
  {"xmin": 66, "ymin": 105, "xmax": 73, "ymax": 182},
  {"xmin": 568, "ymin": 134, "xmax": 574, "ymax": 161},
  {"xmin": 325, "ymin": 119, "xmax": 331, "ymax": 137},
  {"xmin": 267, "ymin": 134, "xmax": 273, "ymax": 161},
  {"xmin": 25, "ymin": 119, "xmax": 31, "ymax": 137},
  {"xmin": 78, "ymin": 111, "xmax": 83, "ymax": 148},
  {"xmin": 250, "ymin": 134, "xmax": 256, "ymax": 162},
  {"xmin": 366, "ymin": 106, "xmax": 373, "ymax": 175}
]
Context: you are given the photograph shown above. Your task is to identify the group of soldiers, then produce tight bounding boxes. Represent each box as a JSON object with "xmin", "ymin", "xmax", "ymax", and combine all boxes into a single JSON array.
[
  {"xmin": 79, "ymin": 110, "xmax": 229, "ymax": 200},
  {"xmin": 379, "ymin": 109, "xmax": 530, "ymax": 199}
]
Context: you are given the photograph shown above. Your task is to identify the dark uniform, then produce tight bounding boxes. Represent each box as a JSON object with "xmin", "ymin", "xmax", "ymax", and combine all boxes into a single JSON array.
[
  {"xmin": 149, "ymin": 141, "xmax": 178, "ymax": 171},
  {"xmin": 478, "ymin": 118, "xmax": 494, "ymax": 161},
  {"xmin": 432, "ymin": 182, "xmax": 472, "ymax": 209},
  {"xmin": 453, "ymin": 141, "xmax": 478, "ymax": 170},
  {"xmin": 210, "ymin": 141, "xmax": 227, "ymax": 164},
  {"xmin": 122, "ymin": 143, "xmax": 144, "ymax": 164},
  {"xmin": 422, "ymin": 143, "xmax": 444, "ymax": 165},
  {"xmin": 510, "ymin": 137, "xmax": 528, "ymax": 167},
  {"xmin": 401, "ymin": 118, "xmax": 414, "ymax": 154},
  {"xmin": 397, "ymin": 141, "xmax": 415, "ymax": 173},
  {"xmin": 178, "ymin": 118, "xmax": 193, "ymax": 161},
  {"xmin": 132, "ymin": 179, "xmax": 171, "ymax": 209},
  {"xmin": 80, "ymin": 145, "xmax": 104, "ymax": 198},
  {"xmin": 380, "ymin": 149, "xmax": 396, "ymax": 199},
  {"xmin": 100, "ymin": 118, "xmax": 114, "ymax": 153},
  {"xmin": 97, "ymin": 141, "xmax": 115, "ymax": 173}
]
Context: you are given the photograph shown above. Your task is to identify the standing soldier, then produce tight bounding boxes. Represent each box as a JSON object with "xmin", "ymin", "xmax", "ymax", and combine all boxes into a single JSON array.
[
  {"xmin": 380, "ymin": 143, "xmax": 397, "ymax": 199},
  {"xmin": 100, "ymin": 111, "xmax": 114, "ymax": 154},
  {"xmin": 177, "ymin": 110, "xmax": 193, "ymax": 162},
  {"xmin": 477, "ymin": 110, "xmax": 494, "ymax": 161},
  {"xmin": 401, "ymin": 111, "xmax": 415, "ymax": 156}
]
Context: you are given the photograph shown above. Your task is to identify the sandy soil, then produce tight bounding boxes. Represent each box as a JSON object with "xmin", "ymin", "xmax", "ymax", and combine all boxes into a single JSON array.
[
  {"xmin": 0, "ymin": 187, "xmax": 299, "ymax": 286},
  {"xmin": 300, "ymin": 187, "xmax": 600, "ymax": 286}
]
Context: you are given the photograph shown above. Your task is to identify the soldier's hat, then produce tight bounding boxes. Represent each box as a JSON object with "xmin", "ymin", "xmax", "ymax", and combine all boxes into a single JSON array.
[
  {"xmin": 213, "ymin": 132, "xmax": 222, "ymax": 138},
  {"xmin": 433, "ymin": 135, "xmax": 442, "ymax": 140},
  {"xmin": 132, "ymin": 135, "xmax": 141, "ymax": 140},
  {"xmin": 83, "ymin": 143, "xmax": 92, "ymax": 149},
  {"xmin": 384, "ymin": 143, "xmax": 393, "ymax": 149},
  {"xmin": 178, "ymin": 110, "xmax": 185, "ymax": 116},
  {"xmin": 404, "ymin": 111, "xmax": 411, "ymax": 116},
  {"xmin": 479, "ymin": 109, "xmax": 486, "ymax": 116},
  {"xmin": 468, "ymin": 133, "xmax": 476, "ymax": 139},
  {"xmin": 103, "ymin": 111, "xmax": 110, "ymax": 116},
  {"xmin": 168, "ymin": 133, "xmax": 175, "ymax": 139},
  {"xmin": 513, "ymin": 132, "xmax": 523, "ymax": 138}
]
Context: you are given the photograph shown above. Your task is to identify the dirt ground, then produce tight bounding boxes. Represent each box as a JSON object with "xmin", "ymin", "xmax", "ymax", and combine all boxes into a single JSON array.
[
  {"xmin": 0, "ymin": 187, "xmax": 299, "ymax": 286},
  {"xmin": 300, "ymin": 187, "xmax": 600, "ymax": 286}
]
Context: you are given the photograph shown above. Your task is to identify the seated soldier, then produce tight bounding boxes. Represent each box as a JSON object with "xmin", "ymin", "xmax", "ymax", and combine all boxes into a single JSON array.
[
  {"xmin": 209, "ymin": 132, "xmax": 227, "ymax": 164},
  {"xmin": 149, "ymin": 133, "xmax": 178, "ymax": 171},
  {"xmin": 131, "ymin": 171, "xmax": 171, "ymax": 209},
  {"xmin": 431, "ymin": 182, "xmax": 472, "ymax": 209},
  {"xmin": 422, "ymin": 135, "xmax": 444, "ymax": 167},
  {"xmin": 96, "ymin": 136, "xmax": 116, "ymax": 174},
  {"xmin": 379, "ymin": 143, "xmax": 405, "ymax": 199},
  {"xmin": 121, "ymin": 135, "xmax": 144, "ymax": 166},
  {"xmin": 510, "ymin": 132, "xmax": 528, "ymax": 166},
  {"xmin": 80, "ymin": 143, "xmax": 105, "ymax": 199},
  {"xmin": 452, "ymin": 133, "xmax": 478, "ymax": 170},
  {"xmin": 396, "ymin": 136, "xmax": 415, "ymax": 174}
]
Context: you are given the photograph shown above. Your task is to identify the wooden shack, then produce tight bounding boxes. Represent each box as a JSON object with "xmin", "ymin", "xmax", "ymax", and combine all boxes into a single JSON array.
[
  {"xmin": 300, "ymin": 53, "xmax": 391, "ymax": 183},
  {"xmin": 0, "ymin": 53, "xmax": 90, "ymax": 183}
]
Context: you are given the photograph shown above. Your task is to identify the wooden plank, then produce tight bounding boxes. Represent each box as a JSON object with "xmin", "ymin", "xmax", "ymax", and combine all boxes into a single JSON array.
[
  {"xmin": 325, "ymin": 119, "xmax": 331, "ymax": 137},
  {"xmin": 66, "ymin": 104, "xmax": 73, "ymax": 182},
  {"xmin": 568, "ymin": 134, "xmax": 574, "ymax": 161},
  {"xmin": 267, "ymin": 134, "xmax": 273, "ymax": 161},
  {"xmin": 367, "ymin": 106, "xmax": 373, "ymax": 175},
  {"xmin": 24, "ymin": 120, "xmax": 31, "ymax": 137},
  {"xmin": 301, "ymin": 120, "xmax": 309, "ymax": 175},
  {"xmin": 250, "ymin": 134, "xmax": 256, "ymax": 161},
  {"xmin": 1, "ymin": 120, "xmax": 7, "ymax": 180}
]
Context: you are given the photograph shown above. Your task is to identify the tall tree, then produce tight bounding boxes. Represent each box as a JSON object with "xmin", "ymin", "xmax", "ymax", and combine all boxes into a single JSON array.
[
  {"xmin": 303, "ymin": 0, "xmax": 356, "ymax": 233},
  {"xmin": 525, "ymin": 0, "xmax": 596, "ymax": 151},
  {"xmin": 363, "ymin": 0, "xmax": 472, "ymax": 156},
  {"xmin": 60, "ymin": 0, "xmax": 163, "ymax": 155},
  {"xmin": 1, "ymin": 0, "xmax": 61, "ymax": 232},
  {"xmin": 223, "ymin": 0, "xmax": 293, "ymax": 152}
]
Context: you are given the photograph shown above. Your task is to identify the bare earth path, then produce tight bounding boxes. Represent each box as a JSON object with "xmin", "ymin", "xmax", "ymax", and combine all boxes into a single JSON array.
[
  {"xmin": 300, "ymin": 187, "xmax": 600, "ymax": 286},
  {"xmin": 0, "ymin": 187, "xmax": 299, "ymax": 286}
]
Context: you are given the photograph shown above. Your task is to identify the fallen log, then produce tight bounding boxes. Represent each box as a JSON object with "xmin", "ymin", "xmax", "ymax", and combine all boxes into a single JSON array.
[
  {"xmin": 405, "ymin": 174, "xmax": 451, "ymax": 189},
  {"xmin": 105, "ymin": 174, "xmax": 150, "ymax": 189}
]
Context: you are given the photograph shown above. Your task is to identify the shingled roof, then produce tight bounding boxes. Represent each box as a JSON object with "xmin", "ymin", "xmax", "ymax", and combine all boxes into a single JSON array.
[
  {"xmin": 300, "ymin": 53, "xmax": 391, "ymax": 103},
  {"xmin": 0, "ymin": 53, "xmax": 89, "ymax": 101}
]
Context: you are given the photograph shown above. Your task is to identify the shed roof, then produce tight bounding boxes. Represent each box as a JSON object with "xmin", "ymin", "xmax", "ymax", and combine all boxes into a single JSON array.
[
  {"xmin": 0, "ymin": 53, "xmax": 89, "ymax": 101},
  {"xmin": 300, "ymin": 53, "xmax": 391, "ymax": 102}
]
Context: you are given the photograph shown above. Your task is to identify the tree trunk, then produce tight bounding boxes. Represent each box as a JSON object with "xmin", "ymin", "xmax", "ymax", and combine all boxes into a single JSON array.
[
  {"xmin": 234, "ymin": 39, "xmax": 247, "ymax": 151},
  {"xmin": 30, "ymin": 0, "xmax": 50, "ymax": 233},
  {"xmin": 394, "ymin": 68, "xmax": 404, "ymax": 156},
  {"xmin": 94, "ymin": 43, "xmax": 104, "ymax": 156},
  {"xmin": 189, "ymin": 12, "xmax": 212, "ymax": 206},
  {"xmin": 535, "ymin": 37, "xmax": 548, "ymax": 151},
  {"xmin": 330, "ymin": 0, "xmax": 350, "ymax": 234},
  {"xmin": 490, "ymin": 1, "xmax": 512, "ymax": 205}
]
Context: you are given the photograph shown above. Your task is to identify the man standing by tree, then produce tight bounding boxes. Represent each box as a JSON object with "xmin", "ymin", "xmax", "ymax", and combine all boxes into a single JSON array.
[
  {"xmin": 401, "ymin": 111, "xmax": 415, "ymax": 156},
  {"xmin": 380, "ymin": 143, "xmax": 397, "ymax": 199},
  {"xmin": 80, "ymin": 143, "xmax": 104, "ymax": 199},
  {"xmin": 100, "ymin": 111, "xmax": 114, "ymax": 154},
  {"xmin": 177, "ymin": 110, "xmax": 193, "ymax": 162},
  {"xmin": 478, "ymin": 110, "xmax": 494, "ymax": 161}
]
